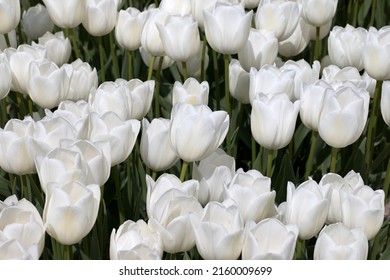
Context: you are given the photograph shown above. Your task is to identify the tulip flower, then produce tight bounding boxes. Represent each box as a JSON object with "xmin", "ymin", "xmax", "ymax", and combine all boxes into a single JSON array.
[
  {"xmin": 43, "ymin": 181, "xmax": 100, "ymax": 245},
  {"xmin": 42, "ymin": 0, "xmax": 86, "ymax": 28},
  {"xmin": 115, "ymin": 7, "xmax": 148, "ymax": 51},
  {"xmin": 169, "ymin": 103, "xmax": 229, "ymax": 162},
  {"xmin": 0, "ymin": 0, "xmax": 20, "ymax": 35},
  {"xmin": 242, "ymin": 219, "xmax": 298, "ymax": 260},
  {"xmin": 314, "ymin": 223, "xmax": 368, "ymax": 260},
  {"xmin": 238, "ymin": 28, "xmax": 278, "ymax": 72},
  {"xmin": 36, "ymin": 31, "xmax": 71, "ymax": 66},
  {"xmin": 160, "ymin": 0, "xmax": 192, "ymax": 16},
  {"xmin": 255, "ymin": 0, "xmax": 300, "ymax": 41},
  {"xmin": 82, "ymin": 0, "xmax": 118, "ymax": 37},
  {"xmin": 21, "ymin": 3, "xmax": 54, "ymax": 40},
  {"xmin": 251, "ymin": 93, "xmax": 300, "ymax": 150},
  {"xmin": 110, "ymin": 219, "xmax": 163, "ymax": 260},
  {"xmin": 176, "ymin": 40, "xmax": 209, "ymax": 79},
  {"xmin": 341, "ymin": 185, "xmax": 385, "ymax": 240},
  {"xmin": 190, "ymin": 201, "xmax": 244, "ymax": 259},
  {"xmin": 278, "ymin": 18, "xmax": 311, "ymax": 58},
  {"xmin": 300, "ymin": 0, "xmax": 338, "ymax": 27},
  {"xmin": 318, "ymin": 85, "xmax": 370, "ymax": 148},
  {"xmin": 279, "ymin": 179, "xmax": 330, "ymax": 240},
  {"xmin": 172, "ymin": 78, "xmax": 209, "ymax": 106},
  {"xmin": 0, "ymin": 195, "xmax": 45, "ymax": 260},
  {"xmin": 363, "ymin": 26, "xmax": 390, "ymax": 81},
  {"xmin": 192, "ymin": 148, "xmax": 236, "ymax": 206},
  {"xmin": 66, "ymin": 59, "xmax": 98, "ymax": 101},
  {"xmin": 27, "ymin": 59, "xmax": 72, "ymax": 109},
  {"xmin": 203, "ymin": 2, "xmax": 252, "ymax": 55},
  {"xmin": 229, "ymin": 59, "xmax": 250, "ymax": 104},
  {"xmin": 223, "ymin": 169, "xmax": 278, "ymax": 223},
  {"xmin": 140, "ymin": 118, "xmax": 179, "ymax": 172},
  {"xmin": 157, "ymin": 14, "xmax": 201, "ymax": 63},
  {"xmin": 249, "ymin": 65, "xmax": 296, "ymax": 104},
  {"xmin": 0, "ymin": 53, "xmax": 11, "ymax": 99},
  {"xmin": 381, "ymin": 81, "xmax": 390, "ymax": 127},
  {"xmin": 328, "ymin": 24, "xmax": 367, "ymax": 71},
  {"xmin": 46, "ymin": 100, "xmax": 91, "ymax": 127}
]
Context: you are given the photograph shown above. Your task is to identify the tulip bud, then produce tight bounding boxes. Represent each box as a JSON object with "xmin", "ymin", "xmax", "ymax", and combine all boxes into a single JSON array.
[
  {"xmin": 0, "ymin": 0, "xmax": 20, "ymax": 35},
  {"xmin": 42, "ymin": 0, "xmax": 86, "ymax": 28},
  {"xmin": 172, "ymin": 78, "xmax": 209, "ymax": 106},
  {"xmin": 22, "ymin": 3, "xmax": 54, "ymax": 40},
  {"xmin": 36, "ymin": 31, "xmax": 71, "ymax": 66},
  {"xmin": 300, "ymin": 0, "xmax": 338, "ymax": 27},
  {"xmin": 82, "ymin": 0, "xmax": 118, "ymax": 37}
]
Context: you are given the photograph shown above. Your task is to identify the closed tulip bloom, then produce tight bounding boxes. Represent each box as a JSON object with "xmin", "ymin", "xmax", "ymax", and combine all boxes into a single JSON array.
[
  {"xmin": 251, "ymin": 93, "xmax": 300, "ymax": 150},
  {"xmin": 328, "ymin": 25, "xmax": 367, "ymax": 71},
  {"xmin": 82, "ymin": 112, "xmax": 140, "ymax": 166},
  {"xmin": 278, "ymin": 17, "xmax": 311, "ymax": 58},
  {"xmin": 381, "ymin": 81, "xmax": 390, "ymax": 127},
  {"xmin": 238, "ymin": 28, "xmax": 278, "ymax": 72},
  {"xmin": 83, "ymin": 0, "xmax": 118, "ymax": 37},
  {"xmin": 115, "ymin": 8, "xmax": 148, "ymax": 51},
  {"xmin": 0, "ymin": 195, "xmax": 45, "ymax": 260},
  {"xmin": 46, "ymin": 100, "xmax": 91, "ymax": 127},
  {"xmin": 314, "ymin": 223, "xmax": 368, "ymax": 260},
  {"xmin": 280, "ymin": 179, "xmax": 330, "ymax": 240},
  {"xmin": 110, "ymin": 219, "xmax": 163, "ymax": 260},
  {"xmin": 159, "ymin": 0, "xmax": 192, "ymax": 16},
  {"xmin": 190, "ymin": 201, "xmax": 244, "ymax": 259},
  {"xmin": 318, "ymin": 86, "xmax": 370, "ymax": 148},
  {"xmin": 170, "ymin": 103, "xmax": 229, "ymax": 162},
  {"xmin": 229, "ymin": 59, "xmax": 250, "ymax": 104},
  {"xmin": 66, "ymin": 59, "xmax": 98, "ymax": 101},
  {"xmin": 22, "ymin": 4, "xmax": 54, "ymax": 40},
  {"xmin": 4, "ymin": 44, "xmax": 47, "ymax": 94},
  {"xmin": 193, "ymin": 148, "xmax": 236, "ymax": 206},
  {"xmin": 157, "ymin": 14, "xmax": 200, "ymax": 62},
  {"xmin": 203, "ymin": 2, "xmax": 252, "ymax": 55},
  {"xmin": 224, "ymin": 169, "xmax": 277, "ymax": 223},
  {"xmin": 363, "ymin": 26, "xmax": 390, "ymax": 81},
  {"xmin": 299, "ymin": 80, "xmax": 331, "ymax": 131},
  {"xmin": 43, "ymin": 181, "xmax": 100, "ymax": 245},
  {"xmin": 190, "ymin": 0, "xmax": 216, "ymax": 30},
  {"xmin": 341, "ymin": 185, "xmax": 385, "ymax": 240},
  {"xmin": 0, "ymin": 0, "xmax": 20, "ymax": 34},
  {"xmin": 255, "ymin": 0, "xmax": 300, "ymax": 41},
  {"xmin": 242, "ymin": 219, "xmax": 298, "ymax": 260},
  {"xmin": 299, "ymin": 0, "xmax": 338, "ymax": 27},
  {"xmin": 176, "ymin": 40, "xmax": 209, "ymax": 79},
  {"xmin": 140, "ymin": 118, "xmax": 179, "ymax": 172},
  {"xmin": 249, "ymin": 65, "xmax": 296, "ymax": 103},
  {"xmin": 172, "ymin": 78, "xmax": 209, "ymax": 106},
  {"xmin": 27, "ymin": 59, "xmax": 71, "ymax": 109},
  {"xmin": 141, "ymin": 8, "xmax": 170, "ymax": 57},
  {"xmin": 36, "ymin": 31, "xmax": 71, "ymax": 66},
  {"xmin": 0, "ymin": 53, "xmax": 11, "ymax": 99},
  {"xmin": 42, "ymin": 0, "xmax": 86, "ymax": 28}
]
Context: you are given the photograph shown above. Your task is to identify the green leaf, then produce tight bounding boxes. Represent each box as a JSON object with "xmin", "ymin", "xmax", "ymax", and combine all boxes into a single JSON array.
[{"xmin": 274, "ymin": 151, "xmax": 296, "ymax": 204}]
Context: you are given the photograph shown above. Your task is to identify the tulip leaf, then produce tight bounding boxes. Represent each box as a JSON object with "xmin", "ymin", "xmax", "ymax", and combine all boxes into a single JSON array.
[
  {"xmin": 274, "ymin": 151, "xmax": 296, "ymax": 204},
  {"xmin": 358, "ymin": 0, "xmax": 373, "ymax": 26},
  {"xmin": 0, "ymin": 175, "xmax": 11, "ymax": 199}
]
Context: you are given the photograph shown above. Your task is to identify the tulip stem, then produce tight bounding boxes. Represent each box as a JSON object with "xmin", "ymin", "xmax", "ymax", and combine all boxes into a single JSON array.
[
  {"xmin": 63, "ymin": 244, "xmax": 71, "ymax": 260},
  {"xmin": 113, "ymin": 165, "xmax": 125, "ymax": 225},
  {"xmin": 330, "ymin": 147, "xmax": 339, "ymax": 173},
  {"xmin": 109, "ymin": 32, "xmax": 120, "ymax": 79},
  {"xmin": 304, "ymin": 130, "xmax": 319, "ymax": 178},
  {"xmin": 1, "ymin": 99, "xmax": 8, "ymax": 127},
  {"xmin": 365, "ymin": 80, "xmax": 383, "ymax": 175},
  {"xmin": 224, "ymin": 54, "xmax": 232, "ymax": 155},
  {"xmin": 4, "ymin": 33, "xmax": 11, "ymax": 48},
  {"xmin": 155, "ymin": 56, "xmax": 164, "ymax": 118},
  {"xmin": 180, "ymin": 161, "xmax": 189, "ymax": 182},
  {"xmin": 295, "ymin": 239, "xmax": 306, "ymax": 260},
  {"xmin": 266, "ymin": 149, "xmax": 274, "ymax": 178},
  {"xmin": 313, "ymin": 26, "xmax": 321, "ymax": 62},
  {"xmin": 383, "ymin": 158, "xmax": 390, "ymax": 200},
  {"xmin": 212, "ymin": 50, "xmax": 220, "ymax": 110},
  {"xmin": 16, "ymin": 93, "xmax": 26, "ymax": 118},
  {"xmin": 98, "ymin": 36, "xmax": 106, "ymax": 82},
  {"xmin": 128, "ymin": 50, "xmax": 133, "ymax": 80},
  {"xmin": 252, "ymin": 137, "xmax": 257, "ymax": 170},
  {"xmin": 152, "ymin": 171, "xmax": 158, "ymax": 181},
  {"xmin": 181, "ymin": 61, "xmax": 188, "ymax": 81},
  {"xmin": 200, "ymin": 38, "xmax": 207, "ymax": 81},
  {"xmin": 67, "ymin": 28, "xmax": 81, "ymax": 60},
  {"xmin": 147, "ymin": 55, "xmax": 156, "ymax": 81}
]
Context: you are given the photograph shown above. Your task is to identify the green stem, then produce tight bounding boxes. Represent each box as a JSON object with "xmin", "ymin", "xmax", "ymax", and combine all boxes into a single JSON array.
[
  {"xmin": 152, "ymin": 171, "xmax": 158, "ymax": 181},
  {"xmin": 365, "ymin": 80, "xmax": 383, "ymax": 174},
  {"xmin": 295, "ymin": 239, "xmax": 305, "ymax": 260},
  {"xmin": 63, "ymin": 244, "xmax": 71, "ymax": 260},
  {"xmin": 147, "ymin": 55, "xmax": 156, "ymax": 81},
  {"xmin": 154, "ymin": 57, "xmax": 164, "ymax": 118},
  {"xmin": 113, "ymin": 165, "xmax": 125, "ymax": 225},
  {"xmin": 232, "ymin": 102, "xmax": 244, "ymax": 159},
  {"xmin": 369, "ymin": 0, "xmax": 377, "ymax": 27},
  {"xmin": 212, "ymin": 50, "xmax": 220, "ymax": 111},
  {"xmin": 304, "ymin": 130, "xmax": 319, "ymax": 178},
  {"xmin": 98, "ymin": 36, "xmax": 106, "ymax": 82},
  {"xmin": 51, "ymin": 237, "xmax": 60, "ymax": 260},
  {"xmin": 179, "ymin": 161, "xmax": 189, "ymax": 182},
  {"xmin": 313, "ymin": 26, "xmax": 321, "ymax": 62},
  {"xmin": 383, "ymin": 158, "xmax": 390, "ymax": 200},
  {"xmin": 330, "ymin": 147, "xmax": 339, "ymax": 173},
  {"xmin": 21, "ymin": 175, "xmax": 31, "ymax": 202},
  {"xmin": 67, "ymin": 28, "xmax": 81, "ymax": 60},
  {"xmin": 266, "ymin": 149, "xmax": 274, "ymax": 178},
  {"xmin": 252, "ymin": 136, "xmax": 257, "ymax": 170},
  {"xmin": 181, "ymin": 61, "xmax": 188, "ymax": 81},
  {"xmin": 4, "ymin": 33, "xmax": 11, "ymax": 48},
  {"xmin": 1, "ymin": 98, "xmax": 8, "ymax": 127},
  {"xmin": 201, "ymin": 38, "xmax": 207, "ymax": 81},
  {"xmin": 110, "ymin": 32, "xmax": 120, "ymax": 79},
  {"xmin": 128, "ymin": 50, "xmax": 133, "ymax": 80},
  {"xmin": 224, "ymin": 54, "xmax": 231, "ymax": 155},
  {"xmin": 28, "ymin": 97, "xmax": 33, "ymax": 116},
  {"xmin": 16, "ymin": 93, "xmax": 26, "ymax": 118}
]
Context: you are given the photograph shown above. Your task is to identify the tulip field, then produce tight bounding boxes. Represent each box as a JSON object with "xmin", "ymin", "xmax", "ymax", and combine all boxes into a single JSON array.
[{"xmin": 1, "ymin": 0, "xmax": 390, "ymax": 261}]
